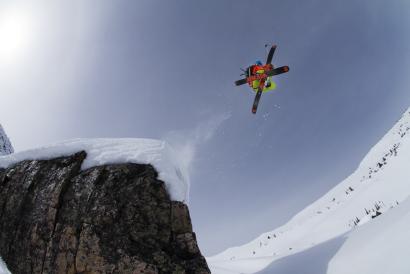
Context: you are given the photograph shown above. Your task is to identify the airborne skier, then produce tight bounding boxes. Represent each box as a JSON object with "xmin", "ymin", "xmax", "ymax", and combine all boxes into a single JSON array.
[
  {"xmin": 246, "ymin": 60, "xmax": 276, "ymax": 93},
  {"xmin": 235, "ymin": 44, "xmax": 289, "ymax": 114}
]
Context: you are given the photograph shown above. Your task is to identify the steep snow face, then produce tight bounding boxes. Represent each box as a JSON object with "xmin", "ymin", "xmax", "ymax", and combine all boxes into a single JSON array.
[
  {"xmin": 208, "ymin": 108, "xmax": 410, "ymax": 274},
  {"xmin": 0, "ymin": 138, "xmax": 189, "ymax": 202},
  {"xmin": 328, "ymin": 196, "xmax": 410, "ymax": 274},
  {"xmin": 0, "ymin": 125, "xmax": 13, "ymax": 156},
  {"xmin": 0, "ymin": 257, "xmax": 10, "ymax": 274}
]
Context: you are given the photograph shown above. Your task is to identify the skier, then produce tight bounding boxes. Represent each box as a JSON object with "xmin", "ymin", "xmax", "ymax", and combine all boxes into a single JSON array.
[
  {"xmin": 247, "ymin": 60, "xmax": 276, "ymax": 93},
  {"xmin": 234, "ymin": 44, "xmax": 289, "ymax": 114}
]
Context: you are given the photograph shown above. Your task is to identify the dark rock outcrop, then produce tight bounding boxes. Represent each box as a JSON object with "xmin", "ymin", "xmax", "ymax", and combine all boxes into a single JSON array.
[{"xmin": 0, "ymin": 151, "xmax": 210, "ymax": 274}]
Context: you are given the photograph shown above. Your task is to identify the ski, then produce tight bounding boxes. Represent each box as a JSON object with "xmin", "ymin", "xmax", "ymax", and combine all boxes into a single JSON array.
[
  {"xmin": 266, "ymin": 65, "xmax": 289, "ymax": 77},
  {"xmin": 235, "ymin": 78, "xmax": 248, "ymax": 86},
  {"xmin": 266, "ymin": 44, "xmax": 276, "ymax": 65},
  {"xmin": 234, "ymin": 66, "xmax": 289, "ymax": 86},
  {"xmin": 252, "ymin": 88, "xmax": 263, "ymax": 114},
  {"xmin": 235, "ymin": 44, "xmax": 289, "ymax": 114}
]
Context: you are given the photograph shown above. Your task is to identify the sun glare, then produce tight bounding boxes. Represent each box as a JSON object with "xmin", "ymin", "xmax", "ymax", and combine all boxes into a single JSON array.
[{"xmin": 0, "ymin": 8, "xmax": 32, "ymax": 64}]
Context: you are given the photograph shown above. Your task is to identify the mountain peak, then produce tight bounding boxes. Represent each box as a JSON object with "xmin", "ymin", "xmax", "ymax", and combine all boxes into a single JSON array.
[{"xmin": 0, "ymin": 125, "xmax": 13, "ymax": 156}]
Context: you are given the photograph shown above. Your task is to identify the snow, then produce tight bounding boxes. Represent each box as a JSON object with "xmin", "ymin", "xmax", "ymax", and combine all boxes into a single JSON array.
[
  {"xmin": 208, "ymin": 108, "xmax": 410, "ymax": 273},
  {"xmin": 0, "ymin": 258, "xmax": 10, "ymax": 274},
  {"xmin": 258, "ymin": 235, "xmax": 346, "ymax": 274},
  {"xmin": 328, "ymin": 197, "xmax": 410, "ymax": 274},
  {"xmin": 0, "ymin": 125, "xmax": 13, "ymax": 156},
  {"xmin": 0, "ymin": 138, "xmax": 189, "ymax": 202}
]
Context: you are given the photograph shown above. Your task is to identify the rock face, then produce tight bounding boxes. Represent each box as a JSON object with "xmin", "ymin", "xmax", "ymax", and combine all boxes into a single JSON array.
[
  {"xmin": 0, "ymin": 125, "xmax": 13, "ymax": 156},
  {"xmin": 0, "ymin": 152, "xmax": 210, "ymax": 274}
]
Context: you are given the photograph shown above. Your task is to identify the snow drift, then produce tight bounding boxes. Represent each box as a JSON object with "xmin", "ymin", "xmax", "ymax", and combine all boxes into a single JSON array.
[
  {"xmin": 208, "ymin": 108, "xmax": 410, "ymax": 274},
  {"xmin": 0, "ymin": 138, "xmax": 189, "ymax": 202}
]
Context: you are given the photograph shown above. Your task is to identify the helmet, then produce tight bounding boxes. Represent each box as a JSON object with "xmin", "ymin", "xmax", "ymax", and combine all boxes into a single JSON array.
[{"xmin": 255, "ymin": 60, "xmax": 263, "ymax": 66}]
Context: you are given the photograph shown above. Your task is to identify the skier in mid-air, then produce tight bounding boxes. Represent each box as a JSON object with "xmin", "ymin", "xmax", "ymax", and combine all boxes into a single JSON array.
[
  {"xmin": 246, "ymin": 60, "xmax": 276, "ymax": 93},
  {"xmin": 235, "ymin": 44, "xmax": 289, "ymax": 114}
]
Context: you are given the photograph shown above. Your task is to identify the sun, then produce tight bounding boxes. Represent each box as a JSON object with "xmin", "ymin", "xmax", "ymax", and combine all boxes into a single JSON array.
[{"xmin": 0, "ymin": 7, "xmax": 32, "ymax": 64}]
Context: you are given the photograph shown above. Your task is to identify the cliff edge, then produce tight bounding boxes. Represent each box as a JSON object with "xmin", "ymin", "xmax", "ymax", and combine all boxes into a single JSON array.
[{"xmin": 0, "ymin": 141, "xmax": 209, "ymax": 274}]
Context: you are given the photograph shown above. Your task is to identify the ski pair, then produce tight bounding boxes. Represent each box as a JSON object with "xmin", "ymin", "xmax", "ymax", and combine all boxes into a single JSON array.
[
  {"xmin": 252, "ymin": 65, "xmax": 289, "ymax": 114},
  {"xmin": 234, "ymin": 44, "xmax": 289, "ymax": 114},
  {"xmin": 235, "ymin": 66, "xmax": 289, "ymax": 86},
  {"xmin": 252, "ymin": 44, "xmax": 277, "ymax": 114}
]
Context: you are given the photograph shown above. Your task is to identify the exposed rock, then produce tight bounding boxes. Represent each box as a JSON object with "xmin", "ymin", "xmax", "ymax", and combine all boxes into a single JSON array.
[
  {"xmin": 0, "ymin": 124, "xmax": 13, "ymax": 156},
  {"xmin": 0, "ymin": 151, "xmax": 210, "ymax": 274}
]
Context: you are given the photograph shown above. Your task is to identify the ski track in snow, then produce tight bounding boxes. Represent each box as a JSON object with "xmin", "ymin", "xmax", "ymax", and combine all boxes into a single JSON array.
[{"xmin": 208, "ymin": 108, "xmax": 410, "ymax": 274}]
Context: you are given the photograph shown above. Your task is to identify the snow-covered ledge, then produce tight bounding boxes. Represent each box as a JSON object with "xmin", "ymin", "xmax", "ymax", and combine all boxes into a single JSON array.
[{"xmin": 0, "ymin": 138, "xmax": 189, "ymax": 202}]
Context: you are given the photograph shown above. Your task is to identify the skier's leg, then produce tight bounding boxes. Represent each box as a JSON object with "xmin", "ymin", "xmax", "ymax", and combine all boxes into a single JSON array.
[
  {"xmin": 263, "ymin": 78, "xmax": 277, "ymax": 93},
  {"xmin": 252, "ymin": 79, "xmax": 260, "ymax": 91}
]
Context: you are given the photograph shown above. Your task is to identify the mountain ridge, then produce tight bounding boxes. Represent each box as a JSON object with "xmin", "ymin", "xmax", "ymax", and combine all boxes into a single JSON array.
[{"xmin": 208, "ymin": 107, "xmax": 410, "ymax": 274}]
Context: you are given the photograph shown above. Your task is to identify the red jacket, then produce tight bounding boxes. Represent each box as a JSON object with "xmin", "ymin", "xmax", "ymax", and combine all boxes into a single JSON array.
[{"xmin": 251, "ymin": 65, "xmax": 265, "ymax": 75}]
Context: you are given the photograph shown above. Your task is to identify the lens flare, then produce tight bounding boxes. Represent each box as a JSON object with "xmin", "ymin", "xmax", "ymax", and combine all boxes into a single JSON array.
[{"xmin": 0, "ymin": 7, "xmax": 32, "ymax": 64}]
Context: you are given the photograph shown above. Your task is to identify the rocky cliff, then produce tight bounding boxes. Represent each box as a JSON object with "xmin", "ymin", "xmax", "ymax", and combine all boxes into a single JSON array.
[
  {"xmin": 0, "ymin": 151, "xmax": 210, "ymax": 274},
  {"xmin": 0, "ymin": 125, "xmax": 13, "ymax": 156}
]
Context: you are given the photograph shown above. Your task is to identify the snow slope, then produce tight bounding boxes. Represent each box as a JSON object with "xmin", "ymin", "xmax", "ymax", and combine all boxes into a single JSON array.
[
  {"xmin": 0, "ymin": 138, "xmax": 189, "ymax": 202},
  {"xmin": 0, "ymin": 257, "xmax": 10, "ymax": 274},
  {"xmin": 328, "ymin": 196, "xmax": 410, "ymax": 274},
  {"xmin": 0, "ymin": 125, "xmax": 13, "ymax": 156},
  {"xmin": 208, "ymin": 108, "xmax": 410, "ymax": 274}
]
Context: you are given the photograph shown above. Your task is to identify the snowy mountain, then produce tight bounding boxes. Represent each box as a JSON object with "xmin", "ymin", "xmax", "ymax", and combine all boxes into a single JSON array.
[
  {"xmin": 328, "ymin": 196, "xmax": 410, "ymax": 274},
  {"xmin": 208, "ymin": 107, "xmax": 410, "ymax": 274},
  {"xmin": 0, "ymin": 125, "xmax": 13, "ymax": 156}
]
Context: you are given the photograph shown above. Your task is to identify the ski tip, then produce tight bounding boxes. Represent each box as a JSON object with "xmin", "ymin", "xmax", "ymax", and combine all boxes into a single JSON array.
[
  {"xmin": 284, "ymin": 66, "xmax": 289, "ymax": 72},
  {"xmin": 265, "ymin": 44, "xmax": 277, "ymax": 48}
]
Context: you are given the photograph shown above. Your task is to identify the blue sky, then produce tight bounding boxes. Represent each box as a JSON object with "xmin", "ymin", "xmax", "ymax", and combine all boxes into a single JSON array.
[{"xmin": 1, "ymin": 0, "xmax": 410, "ymax": 256}]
